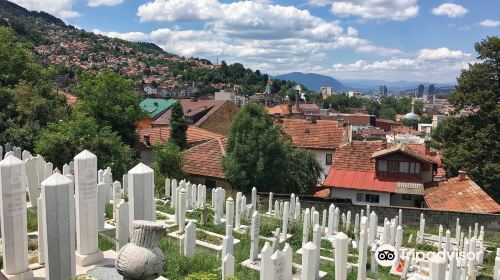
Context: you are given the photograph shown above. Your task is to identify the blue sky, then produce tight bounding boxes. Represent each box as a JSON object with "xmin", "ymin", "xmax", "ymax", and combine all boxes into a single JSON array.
[{"xmin": 11, "ymin": 0, "xmax": 500, "ymax": 82}]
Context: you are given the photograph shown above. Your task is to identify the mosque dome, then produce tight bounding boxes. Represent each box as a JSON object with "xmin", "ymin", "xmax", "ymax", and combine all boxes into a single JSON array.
[{"xmin": 404, "ymin": 112, "xmax": 419, "ymax": 120}]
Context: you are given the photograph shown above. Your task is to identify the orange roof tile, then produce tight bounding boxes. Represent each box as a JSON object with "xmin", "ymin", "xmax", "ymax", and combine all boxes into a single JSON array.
[
  {"xmin": 152, "ymin": 99, "xmax": 226, "ymax": 126},
  {"xmin": 267, "ymin": 104, "xmax": 298, "ymax": 115},
  {"xmin": 136, "ymin": 126, "xmax": 222, "ymax": 148},
  {"xmin": 182, "ymin": 138, "xmax": 226, "ymax": 179},
  {"xmin": 278, "ymin": 119, "xmax": 345, "ymax": 150},
  {"xmin": 424, "ymin": 175, "xmax": 500, "ymax": 213}
]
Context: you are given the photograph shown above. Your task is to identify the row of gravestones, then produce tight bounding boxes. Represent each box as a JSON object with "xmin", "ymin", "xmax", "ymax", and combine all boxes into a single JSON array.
[{"xmin": 0, "ymin": 148, "xmax": 157, "ymax": 280}]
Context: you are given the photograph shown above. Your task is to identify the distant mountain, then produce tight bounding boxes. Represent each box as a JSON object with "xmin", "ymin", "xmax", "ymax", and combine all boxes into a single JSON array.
[
  {"xmin": 274, "ymin": 72, "xmax": 351, "ymax": 92},
  {"xmin": 339, "ymin": 79, "xmax": 455, "ymax": 91}
]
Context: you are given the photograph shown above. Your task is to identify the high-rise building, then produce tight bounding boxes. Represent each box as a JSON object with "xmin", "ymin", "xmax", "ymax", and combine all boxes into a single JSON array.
[
  {"xmin": 417, "ymin": 84, "xmax": 425, "ymax": 97},
  {"xmin": 428, "ymin": 84, "xmax": 435, "ymax": 96},
  {"xmin": 379, "ymin": 85, "xmax": 387, "ymax": 97}
]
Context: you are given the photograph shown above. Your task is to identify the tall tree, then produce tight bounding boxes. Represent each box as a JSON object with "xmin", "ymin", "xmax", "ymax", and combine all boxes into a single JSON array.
[
  {"xmin": 34, "ymin": 117, "xmax": 135, "ymax": 178},
  {"xmin": 432, "ymin": 36, "xmax": 500, "ymax": 199},
  {"xmin": 152, "ymin": 141, "xmax": 185, "ymax": 195},
  {"xmin": 223, "ymin": 103, "xmax": 291, "ymax": 193},
  {"xmin": 169, "ymin": 101, "xmax": 188, "ymax": 150},
  {"xmin": 74, "ymin": 69, "xmax": 146, "ymax": 146}
]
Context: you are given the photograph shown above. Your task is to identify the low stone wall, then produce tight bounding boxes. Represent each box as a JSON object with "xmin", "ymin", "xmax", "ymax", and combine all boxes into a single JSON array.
[{"xmin": 258, "ymin": 193, "xmax": 500, "ymax": 234}]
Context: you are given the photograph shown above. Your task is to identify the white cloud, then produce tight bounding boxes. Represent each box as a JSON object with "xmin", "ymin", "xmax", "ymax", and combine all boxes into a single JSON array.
[
  {"xmin": 331, "ymin": 0, "xmax": 419, "ymax": 21},
  {"xmin": 306, "ymin": 0, "xmax": 332, "ymax": 6},
  {"xmin": 480, "ymin": 19, "xmax": 500, "ymax": 27},
  {"xmin": 331, "ymin": 47, "xmax": 473, "ymax": 81},
  {"xmin": 10, "ymin": 0, "xmax": 79, "ymax": 19},
  {"xmin": 88, "ymin": 0, "xmax": 124, "ymax": 7},
  {"xmin": 432, "ymin": 3, "xmax": 468, "ymax": 18},
  {"xmin": 417, "ymin": 48, "xmax": 470, "ymax": 61},
  {"xmin": 137, "ymin": 0, "xmax": 220, "ymax": 22}
]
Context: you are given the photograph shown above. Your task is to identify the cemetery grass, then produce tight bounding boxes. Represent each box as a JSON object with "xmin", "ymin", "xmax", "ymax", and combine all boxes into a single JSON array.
[
  {"xmin": 27, "ymin": 207, "xmax": 38, "ymax": 232},
  {"xmin": 105, "ymin": 203, "xmax": 113, "ymax": 219},
  {"xmin": 98, "ymin": 233, "xmax": 116, "ymax": 251}
]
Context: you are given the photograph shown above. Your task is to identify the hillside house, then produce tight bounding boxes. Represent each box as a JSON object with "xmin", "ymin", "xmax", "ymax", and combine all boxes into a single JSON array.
[{"xmin": 137, "ymin": 98, "xmax": 177, "ymax": 128}]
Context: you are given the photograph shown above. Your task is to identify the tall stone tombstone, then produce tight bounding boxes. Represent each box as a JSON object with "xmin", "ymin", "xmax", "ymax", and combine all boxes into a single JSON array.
[
  {"xmin": 38, "ymin": 196, "xmax": 45, "ymax": 265},
  {"xmin": 251, "ymin": 187, "xmax": 257, "ymax": 212},
  {"xmin": 283, "ymin": 243, "xmax": 293, "ymax": 280},
  {"xmin": 122, "ymin": 173, "xmax": 128, "ymax": 194},
  {"xmin": 128, "ymin": 162, "xmax": 155, "ymax": 226},
  {"xmin": 197, "ymin": 184, "xmax": 203, "ymax": 207},
  {"xmin": 183, "ymin": 221, "xmax": 196, "ymax": 259},
  {"xmin": 97, "ymin": 182, "xmax": 107, "ymax": 229},
  {"xmin": 74, "ymin": 150, "xmax": 103, "ymax": 266},
  {"xmin": 112, "ymin": 181, "xmax": 122, "ymax": 221},
  {"xmin": 281, "ymin": 202, "xmax": 289, "ymax": 240},
  {"xmin": 165, "ymin": 178, "xmax": 171, "ymax": 198},
  {"xmin": 312, "ymin": 225, "xmax": 321, "ymax": 278},
  {"xmin": 0, "ymin": 155, "xmax": 34, "ymax": 279},
  {"xmin": 270, "ymin": 250, "xmax": 285, "ymax": 280},
  {"xmin": 260, "ymin": 242, "xmax": 273, "ymax": 280},
  {"xmin": 13, "ymin": 147, "xmax": 21, "ymax": 159},
  {"xmin": 327, "ymin": 204, "xmax": 334, "ymax": 236},
  {"xmin": 302, "ymin": 208, "xmax": 310, "ymax": 245},
  {"xmin": 250, "ymin": 211, "xmax": 260, "ymax": 261},
  {"xmin": 429, "ymin": 255, "xmax": 446, "ymax": 280},
  {"xmin": 62, "ymin": 164, "xmax": 70, "ymax": 175},
  {"xmin": 358, "ymin": 218, "xmax": 368, "ymax": 280},
  {"xmin": 222, "ymin": 254, "xmax": 235, "ymax": 278},
  {"xmin": 235, "ymin": 192, "xmax": 242, "ymax": 230},
  {"xmin": 289, "ymin": 193, "xmax": 295, "ymax": 221},
  {"xmin": 301, "ymin": 242, "xmax": 317, "ymax": 280},
  {"xmin": 222, "ymin": 225, "xmax": 234, "ymax": 259},
  {"xmin": 44, "ymin": 162, "xmax": 53, "ymax": 180},
  {"xmin": 214, "ymin": 188, "xmax": 224, "ymax": 224},
  {"xmin": 35, "ymin": 155, "xmax": 46, "ymax": 186},
  {"xmin": 335, "ymin": 232, "xmax": 349, "ymax": 280},
  {"xmin": 25, "ymin": 156, "xmax": 40, "ymax": 208},
  {"xmin": 103, "ymin": 168, "xmax": 112, "ymax": 202},
  {"xmin": 368, "ymin": 211, "xmax": 378, "ymax": 244},
  {"xmin": 0, "ymin": 145, "xmax": 3, "ymax": 160},
  {"xmin": 186, "ymin": 182, "xmax": 192, "ymax": 210},
  {"xmin": 178, "ymin": 188, "xmax": 187, "ymax": 233},
  {"xmin": 41, "ymin": 173, "xmax": 76, "ymax": 280},
  {"xmin": 116, "ymin": 200, "xmax": 129, "ymax": 250},
  {"xmin": 191, "ymin": 183, "xmax": 197, "ymax": 209},
  {"xmin": 268, "ymin": 192, "xmax": 273, "ymax": 214},
  {"xmin": 226, "ymin": 197, "xmax": 234, "ymax": 228},
  {"xmin": 21, "ymin": 150, "xmax": 31, "ymax": 161}
]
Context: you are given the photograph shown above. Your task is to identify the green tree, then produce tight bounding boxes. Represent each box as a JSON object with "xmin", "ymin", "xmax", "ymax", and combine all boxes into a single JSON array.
[
  {"xmin": 432, "ymin": 36, "xmax": 500, "ymax": 199},
  {"xmin": 400, "ymin": 118, "xmax": 419, "ymax": 130},
  {"xmin": 152, "ymin": 142, "xmax": 185, "ymax": 195},
  {"xmin": 379, "ymin": 107, "xmax": 397, "ymax": 120},
  {"xmin": 169, "ymin": 101, "xmax": 188, "ymax": 149},
  {"xmin": 75, "ymin": 69, "xmax": 146, "ymax": 146},
  {"xmin": 223, "ymin": 103, "xmax": 291, "ymax": 193},
  {"xmin": 419, "ymin": 115, "xmax": 432, "ymax": 124},
  {"xmin": 34, "ymin": 117, "xmax": 135, "ymax": 178},
  {"xmin": 287, "ymin": 148, "xmax": 323, "ymax": 194}
]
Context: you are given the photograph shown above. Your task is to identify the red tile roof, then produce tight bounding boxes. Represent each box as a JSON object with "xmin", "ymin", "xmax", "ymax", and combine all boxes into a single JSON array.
[
  {"xmin": 136, "ymin": 126, "xmax": 222, "ymax": 149},
  {"xmin": 372, "ymin": 144, "xmax": 439, "ymax": 164},
  {"xmin": 182, "ymin": 138, "xmax": 227, "ymax": 179},
  {"xmin": 322, "ymin": 141, "xmax": 441, "ymax": 193},
  {"xmin": 278, "ymin": 119, "xmax": 345, "ymax": 150},
  {"xmin": 267, "ymin": 104, "xmax": 299, "ymax": 115},
  {"xmin": 424, "ymin": 175, "xmax": 500, "ymax": 213}
]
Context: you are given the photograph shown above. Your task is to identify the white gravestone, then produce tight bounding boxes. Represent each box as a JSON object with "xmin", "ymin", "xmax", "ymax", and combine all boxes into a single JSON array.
[
  {"xmin": 260, "ymin": 243, "xmax": 273, "ymax": 280},
  {"xmin": 302, "ymin": 208, "xmax": 310, "ymax": 245},
  {"xmin": 268, "ymin": 192, "xmax": 273, "ymax": 214},
  {"xmin": 41, "ymin": 173, "xmax": 76, "ymax": 280},
  {"xmin": 178, "ymin": 188, "xmax": 187, "ymax": 233},
  {"xmin": 281, "ymin": 202, "xmax": 289, "ymax": 240},
  {"xmin": 164, "ymin": 178, "xmax": 171, "ymax": 198},
  {"xmin": 251, "ymin": 187, "xmax": 257, "ymax": 212},
  {"xmin": 270, "ymin": 250, "xmax": 285, "ymax": 280},
  {"xmin": 38, "ymin": 197, "xmax": 45, "ymax": 265},
  {"xmin": 250, "ymin": 211, "xmax": 260, "ymax": 261},
  {"xmin": 74, "ymin": 150, "xmax": 103, "ymax": 266},
  {"xmin": 226, "ymin": 197, "xmax": 234, "ymax": 228},
  {"xmin": 335, "ymin": 232, "xmax": 349, "ymax": 280},
  {"xmin": 222, "ymin": 225, "xmax": 234, "ymax": 259},
  {"xmin": 113, "ymin": 181, "xmax": 121, "ymax": 221},
  {"xmin": 183, "ymin": 221, "xmax": 196, "ymax": 259},
  {"xmin": 334, "ymin": 207, "xmax": 340, "ymax": 233},
  {"xmin": 128, "ymin": 163, "xmax": 155, "ymax": 225},
  {"xmin": 116, "ymin": 200, "xmax": 129, "ymax": 250},
  {"xmin": 97, "ymin": 182, "xmax": 107, "ymax": 230},
  {"xmin": 283, "ymin": 243, "xmax": 293, "ymax": 280},
  {"xmin": 222, "ymin": 254, "xmax": 235, "ymax": 278},
  {"xmin": 25, "ymin": 156, "xmax": 39, "ymax": 208},
  {"xmin": 0, "ymin": 156, "xmax": 34, "ymax": 279},
  {"xmin": 327, "ymin": 204, "xmax": 334, "ymax": 236},
  {"xmin": 235, "ymin": 192, "xmax": 242, "ymax": 230},
  {"xmin": 301, "ymin": 242, "xmax": 317, "ymax": 280}
]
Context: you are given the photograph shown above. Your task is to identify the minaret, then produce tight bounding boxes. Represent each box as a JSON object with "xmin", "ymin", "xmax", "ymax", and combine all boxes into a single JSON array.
[{"xmin": 411, "ymin": 98, "xmax": 415, "ymax": 114}]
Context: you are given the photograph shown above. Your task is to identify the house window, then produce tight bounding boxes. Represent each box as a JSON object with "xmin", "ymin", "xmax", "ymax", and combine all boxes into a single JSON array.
[
  {"xmin": 377, "ymin": 160, "xmax": 387, "ymax": 172},
  {"xmin": 402, "ymin": 194, "xmax": 412, "ymax": 200},
  {"xmin": 365, "ymin": 194, "xmax": 380, "ymax": 203},
  {"xmin": 326, "ymin": 154, "xmax": 333, "ymax": 165},
  {"xmin": 387, "ymin": 160, "xmax": 399, "ymax": 172},
  {"xmin": 399, "ymin": 162, "xmax": 409, "ymax": 173},
  {"xmin": 356, "ymin": 193, "xmax": 364, "ymax": 202}
]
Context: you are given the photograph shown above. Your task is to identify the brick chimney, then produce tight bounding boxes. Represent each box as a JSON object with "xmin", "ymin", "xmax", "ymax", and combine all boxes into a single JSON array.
[{"xmin": 458, "ymin": 170, "xmax": 467, "ymax": 181}]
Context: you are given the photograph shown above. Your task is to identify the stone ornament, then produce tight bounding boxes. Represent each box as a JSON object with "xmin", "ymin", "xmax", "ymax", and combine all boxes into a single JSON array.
[{"xmin": 116, "ymin": 220, "xmax": 164, "ymax": 280}]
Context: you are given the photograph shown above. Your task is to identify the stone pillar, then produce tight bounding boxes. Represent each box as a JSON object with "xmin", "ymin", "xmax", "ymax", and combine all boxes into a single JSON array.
[
  {"xmin": 354, "ymin": 213, "xmax": 360, "ymax": 243},
  {"xmin": 327, "ymin": 204, "xmax": 334, "ymax": 236},
  {"xmin": 396, "ymin": 226, "xmax": 403, "ymax": 253},
  {"xmin": 268, "ymin": 192, "xmax": 273, "ymax": 214},
  {"xmin": 383, "ymin": 219, "xmax": 390, "ymax": 244},
  {"xmin": 295, "ymin": 202, "xmax": 301, "ymax": 220},
  {"xmin": 250, "ymin": 211, "xmax": 260, "ymax": 261},
  {"xmin": 41, "ymin": 173, "xmax": 76, "ymax": 279},
  {"xmin": 418, "ymin": 213, "xmax": 425, "ymax": 243},
  {"xmin": 113, "ymin": 181, "xmax": 121, "ymax": 221},
  {"xmin": 321, "ymin": 209, "xmax": 327, "ymax": 235},
  {"xmin": 312, "ymin": 225, "xmax": 321, "ymax": 278},
  {"xmin": 281, "ymin": 202, "xmax": 289, "ymax": 240},
  {"xmin": 270, "ymin": 250, "xmax": 285, "ymax": 279},
  {"xmin": 335, "ymin": 232, "xmax": 349, "ymax": 280},
  {"xmin": 398, "ymin": 209, "xmax": 402, "ymax": 226},
  {"xmin": 235, "ymin": 192, "xmax": 242, "ymax": 230},
  {"xmin": 37, "ymin": 197, "xmax": 45, "ymax": 265},
  {"xmin": 222, "ymin": 254, "xmax": 235, "ymax": 278},
  {"xmin": 165, "ymin": 178, "xmax": 171, "ymax": 198},
  {"xmin": 74, "ymin": 150, "xmax": 103, "ymax": 266},
  {"xmin": 183, "ymin": 221, "xmax": 196, "ymax": 259},
  {"xmin": 357, "ymin": 218, "xmax": 368, "ymax": 280},
  {"xmin": 97, "ymin": 182, "xmax": 107, "ymax": 230},
  {"xmin": 251, "ymin": 187, "xmax": 257, "ymax": 212},
  {"xmin": 334, "ymin": 207, "xmax": 340, "ymax": 233},
  {"xmin": 493, "ymin": 248, "xmax": 500, "ymax": 280},
  {"xmin": 289, "ymin": 193, "xmax": 295, "ymax": 221},
  {"xmin": 116, "ymin": 200, "xmax": 129, "ymax": 250},
  {"xmin": 368, "ymin": 211, "xmax": 377, "ymax": 245},
  {"xmin": 226, "ymin": 197, "xmax": 234, "ymax": 228},
  {"xmin": 313, "ymin": 211, "xmax": 319, "ymax": 227},
  {"xmin": 302, "ymin": 208, "xmax": 310, "ymax": 245},
  {"xmin": 128, "ymin": 163, "xmax": 155, "ymax": 226},
  {"xmin": 178, "ymin": 188, "xmax": 187, "ymax": 233},
  {"xmin": 25, "ymin": 157, "xmax": 39, "ymax": 208},
  {"xmin": 346, "ymin": 211, "xmax": 351, "ymax": 230},
  {"xmin": 186, "ymin": 182, "xmax": 192, "ymax": 211},
  {"xmin": 222, "ymin": 225, "xmax": 234, "ymax": 259},
  {"xmin": 274, "ymin": 200, "xmax": 280, "ymax": 218},
  {"xmin": 429, "ymin": 255, "xmax": 446, "ymax": 280},
  {"xmin": 0, "ymin": 155, "xmax": 34, "ymax": 279},
  {"xmin": 260, "ymin": 242, "xmax": 273, "ymax": 280},
  {"xmin": 301, "ymin": 242, "xmax": 317, "ymax": 280},
  {"xmin": 283, "ymin": 243, "xmax": 293, "ymax": 280}
]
